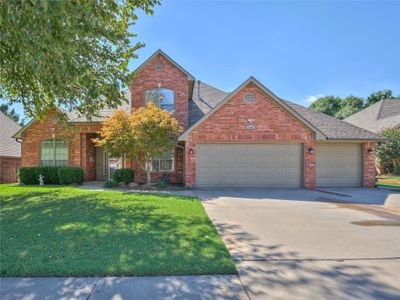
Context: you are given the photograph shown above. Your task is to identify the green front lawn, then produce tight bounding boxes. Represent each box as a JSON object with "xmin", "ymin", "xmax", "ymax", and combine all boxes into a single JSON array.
[
  {"xmin": 376, "ymin": 181, "xmax": 400, "ymax": 188},
  {"xmin": 376, "ymin": 175, "xmax": 400, "ymax": 180},
  {"xmin": 0, "ymin": 184, "xmax": 236, "ymax": 276}
]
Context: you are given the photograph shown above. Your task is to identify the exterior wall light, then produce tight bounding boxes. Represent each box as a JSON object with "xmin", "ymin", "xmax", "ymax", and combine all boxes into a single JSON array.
[
  {"xmin": 189, "ymin": 148, "xmax": 194, "ymax": 154},
  {"xmin": 308, "ymin": 147, "xmax": 315, "ymax": 155},
  {"xmin": 368, "ymin": 148, "xmax": 374, "ymax": 155}
]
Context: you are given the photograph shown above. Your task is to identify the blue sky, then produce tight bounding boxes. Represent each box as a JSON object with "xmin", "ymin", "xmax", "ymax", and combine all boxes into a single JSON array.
[{"xmin": 5, "ymin": 0, "xmax": 400, "ymax": 119}]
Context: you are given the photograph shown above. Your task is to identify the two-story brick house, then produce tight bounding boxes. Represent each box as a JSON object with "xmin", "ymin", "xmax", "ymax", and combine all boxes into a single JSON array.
[{"xmin": 13, "ymin": 49, "xmax": 383, "ymax": 188}]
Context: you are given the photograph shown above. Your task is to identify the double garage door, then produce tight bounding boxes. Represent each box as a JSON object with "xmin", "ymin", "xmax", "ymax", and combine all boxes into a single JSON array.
[
  {"xmin": 196, "ymin": 143, "xmax": 362, "ymax": 188},
  {"xmin": 196, "ymin": 143, "xmax": 303, "ymax": 187}
]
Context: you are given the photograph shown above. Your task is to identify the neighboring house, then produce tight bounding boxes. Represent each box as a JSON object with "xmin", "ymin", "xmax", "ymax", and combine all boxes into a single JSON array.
[
  {"xmin": 344, "ymin": 99, "xmax": 400, "ymax": 133},
  {"xmin": 0, "ymin": 111, "xmax": 22, "ymax": 183},
  {"xmin": 345, "ymin": 99, "xmax": 400, "ymax": 174},
  {"xmin": 13, "ymin": 49, "xmax": 384, "ymax": 188}
]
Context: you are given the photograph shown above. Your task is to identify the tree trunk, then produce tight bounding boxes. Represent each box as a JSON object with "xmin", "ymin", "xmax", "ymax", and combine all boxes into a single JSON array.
[
  {"xmin": 146, "ymin": 170, "xmax": 151, "ymax": 188},
  {"xmin": 145, "ymin": 155, "xmax": 152, "ymax": 188}
]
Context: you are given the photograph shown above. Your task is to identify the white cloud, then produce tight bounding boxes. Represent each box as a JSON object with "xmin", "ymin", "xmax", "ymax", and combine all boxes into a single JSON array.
[{"xmin": 304, "ymin": 94, "xmax": 325, "ymax": 104}]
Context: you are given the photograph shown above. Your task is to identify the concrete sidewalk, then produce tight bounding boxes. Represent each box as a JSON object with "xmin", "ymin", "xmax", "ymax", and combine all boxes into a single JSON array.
[{"xmin": 0, "ymin": 275, "xmax": 248, "ymax": 300}]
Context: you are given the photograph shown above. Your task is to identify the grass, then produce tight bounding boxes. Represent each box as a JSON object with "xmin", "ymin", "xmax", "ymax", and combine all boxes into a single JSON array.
[
  {"xmin": 0, "ymin": 184, "xmax": 236, "ymax": 277},
  {"xmin": 376, "ymin": 175, "xmax": 400, "ymax": 180},
  {"xmin": 375, "ymin": 181, "xmax": 400, "ymax": 188}
]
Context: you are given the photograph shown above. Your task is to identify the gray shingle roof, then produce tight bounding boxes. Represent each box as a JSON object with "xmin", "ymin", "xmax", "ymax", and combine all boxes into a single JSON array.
[
  {"xmin": 66, "ymin": 90, "xmax": 131, "ymax": 123},
  {"xmin": 0, "ymin": 111, "xmax": 22, "ymax": 157},
  {"xmin": 188, "ymin": 81, "xmax": 229, "ymax": 127},
  {"xmin": 344, "ymin": 99, "xmax": 400, "ymax": 133},
  {"xmin": 187, "ymin": 80, "xmax": 383, "ymax": 141},
  {"xmin": 282, "ymin": 100, "xmax": 383, "ymax": 140}
]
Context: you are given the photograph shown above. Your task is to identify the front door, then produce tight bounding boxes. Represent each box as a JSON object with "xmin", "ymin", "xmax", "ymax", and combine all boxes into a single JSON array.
[{"xmin": 96, "ymin": 147, "xmax": 108, "ymax": 181}]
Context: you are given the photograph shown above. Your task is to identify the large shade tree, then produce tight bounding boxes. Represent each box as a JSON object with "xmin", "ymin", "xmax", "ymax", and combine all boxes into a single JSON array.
[
  {"xmin": 0, "ymin": 0, "xmax": 159, "ymax": 119},
  {"xmin": 95, "ymin": 102, "xmax": 182, "ymax": 187},
  {"xmin": 335, "ymin": 95, "xmax": 364, "ymax": 119}
]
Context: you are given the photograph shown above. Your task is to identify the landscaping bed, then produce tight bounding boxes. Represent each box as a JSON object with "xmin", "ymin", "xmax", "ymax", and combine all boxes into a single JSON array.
[{"xmin": 0, "ymin": 184, "xmax": 236, "ymax": 276}]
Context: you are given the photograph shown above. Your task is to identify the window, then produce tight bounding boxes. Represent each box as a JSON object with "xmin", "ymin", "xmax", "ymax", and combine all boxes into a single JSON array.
[
  {"xmin": 40, "ymin": 140, "xmax": 68, "ymax": 166},
  {"xmin": 145, "ymin": 88, "xmax": 174, "ymax": 113},
  {"xmin": 244, "ymin": 92, "xmax": 256, "ymax": 103},
  {"xmin": 152, "ymin": 150, "xmax": 174, "ymax": 172}
]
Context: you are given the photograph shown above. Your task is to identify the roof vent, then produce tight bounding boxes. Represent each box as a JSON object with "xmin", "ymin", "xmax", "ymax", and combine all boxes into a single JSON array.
[
  {"xmin": 244, "ymin": 92, "xmax": 256, "ymax": 103},
  {"xmin": 155, "ymin": 62, "xmax": 164, "ymax": 70}
]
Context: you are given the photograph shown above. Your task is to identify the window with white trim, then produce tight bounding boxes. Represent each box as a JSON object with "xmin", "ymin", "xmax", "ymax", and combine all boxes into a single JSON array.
[
  {"xmin": 152, "ymin": 150, "xmax": 174, "ymax": 172},
  {"xmin": 145, "ymin": 88, "xmax": 174, "ymax": 113},
  {"xmin": 40, "ymin": 140, "xmax": 68, "ymax": 166}
]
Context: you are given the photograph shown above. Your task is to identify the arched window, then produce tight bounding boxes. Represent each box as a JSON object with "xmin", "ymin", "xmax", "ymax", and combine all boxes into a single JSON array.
[
  {"xmin": 40, "ymin": 140, "xmax": 68, "ymax": 166},
  {"xmin": 145, "ymin": 88, "xmax": 174, "ymax": 113}
]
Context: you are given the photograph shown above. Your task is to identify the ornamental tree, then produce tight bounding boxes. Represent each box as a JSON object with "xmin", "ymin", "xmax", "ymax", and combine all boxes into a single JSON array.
[
  {"xmin": 376, "ymin": 128, "xmax": 400, "ymax": 175},
  {"xmin": 0, "ymin": 0, "xmax": 159, "ymax": 119},
  {"xmin": 95, "ymin": 102, "xmax": 182, "ymax": 187}
]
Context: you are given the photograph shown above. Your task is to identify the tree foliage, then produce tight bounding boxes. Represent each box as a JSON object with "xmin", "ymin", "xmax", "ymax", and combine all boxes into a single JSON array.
[
  {"xmin": 309, "ymin": 96, "xmax": 342, "ymax": 117},
  {"xmin": 0, "ymin": 103, "xmax": 24, "ymax": 125},
  {"xmin": 365, "ymin": 89, "xmax": 395, "ymax": 107},
  {"xmin": 335, "ymin": 95, "xmax": 364, "ymax": 119},
  {"xmin": 94, "ymin": 102, "xmax": 182, "ymax": 187},
  {"xmin": 376, "ymin": 128, "xmax": 400, "ymax": 175},
  {"xmin": 309, "ymin": 90, "xmax": 398, "ymax": 119},
  {"xmin": 0, "ymin": 0, "xmax": 160, "ymax": 119}
]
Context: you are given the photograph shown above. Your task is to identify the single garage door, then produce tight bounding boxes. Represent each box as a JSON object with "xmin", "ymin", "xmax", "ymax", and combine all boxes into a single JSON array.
[
  {"xmin": 316, "ymin": 143, "xmax": 362, "ymax": 187},
  {"xmin": 196, "ymin": 143, "xmax": 302, "ymax": 187}
]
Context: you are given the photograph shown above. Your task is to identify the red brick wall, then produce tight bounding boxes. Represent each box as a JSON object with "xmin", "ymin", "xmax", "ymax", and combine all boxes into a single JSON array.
[
  {"xmin": 0, "ymin": 156, "xmax": 21, "ymax": 183},
  {"xmin": 186, "ymin": 82, "xmax": 316, "ymax": 188},
  {"xmin": 21, "ymin": 111, "xmax": 101, "ymax": 181},
  {"xmin": 130, "ymin": 53, "xmax": 189, "ymax": 130},
  {"xmin": 128, "ymin": 146, "xmax": 184, "ymax": 185},
  {"xmin": 363, "ymin": 142, "xmax": 376, "ymax": 188}
]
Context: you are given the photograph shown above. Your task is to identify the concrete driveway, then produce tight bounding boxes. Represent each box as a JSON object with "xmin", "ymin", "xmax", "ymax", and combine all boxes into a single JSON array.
[{"xmin": 197, "ymin": 188, "xmax": 400, "ymax": 300}]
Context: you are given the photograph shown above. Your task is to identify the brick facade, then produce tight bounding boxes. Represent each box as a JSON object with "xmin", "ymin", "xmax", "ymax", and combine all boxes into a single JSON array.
[
  {"xmin": 0, "ymin": 156, "xmax": 21, "ymax": 183},
  {"xmin": 19, "ymin": 53, "xmax": 378, "ymax": 188},
  {"xmin": 362, "ymin": 142, "xmax": 376, "ymax": 188},
  {"xmin": 128, "ymin": 52, "xmax": 189, "ymax": 184},
  {"xmin": 185, "ymin": 82, "xmax": 316, "ymax": 188},
  {"xmin": 130, "ymin": 53, "xmax": 190, "ymax": 130},
  {"xmin": 20, "ymin": 111, "xmax": 101, "ymax": 181}
]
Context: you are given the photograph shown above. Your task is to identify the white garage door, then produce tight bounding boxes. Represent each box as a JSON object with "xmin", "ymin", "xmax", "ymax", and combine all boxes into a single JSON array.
[
  {"xmin": 316, "ymin": 143, "xmax": 362, "ymax": 187},
  {"xmin": 196, "ymin": 143, "xmax": 303, "ymax": 187}
]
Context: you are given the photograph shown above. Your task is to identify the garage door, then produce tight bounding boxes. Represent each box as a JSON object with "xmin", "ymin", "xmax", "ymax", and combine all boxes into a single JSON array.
[
  {"xmin": 196, "ymin": 143, "xmax": 303, "ymax": 187},
  {"xmin": 316, "ymin": 143, "xmax": 362, "ymax": 187}
]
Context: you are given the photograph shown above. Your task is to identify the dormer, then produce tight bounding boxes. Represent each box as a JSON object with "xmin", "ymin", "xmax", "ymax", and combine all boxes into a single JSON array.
[{"xmin": 130, "ymin": 50, "xmax": 195, "ymax": 129}]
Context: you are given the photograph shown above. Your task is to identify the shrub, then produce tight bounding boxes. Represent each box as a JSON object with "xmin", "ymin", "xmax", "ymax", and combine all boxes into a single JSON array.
[
  {"xmin": 18, "ymin": 166, "xmax": 60, "ymax": 184},
  {"xmin": 157, "ymin": 173, "xmax": 169, "ymax": 189},
  {"xmin": 112, "ymin": 168, "xmax": 134, "ymax": 184},
  {"xmin": 58, "ymin": 167, "xmax": 84, "ymax": 185},
  {"xmin": 18, "ymin": 167, "xmax": 40, "ymax": 184},
  {"xmin": 104, "ymin": 179, "xmax": 118, "ymax": 188},
  {"xmin": 18, "ymin": 166, "xmax": 84, "ymax": 185}
]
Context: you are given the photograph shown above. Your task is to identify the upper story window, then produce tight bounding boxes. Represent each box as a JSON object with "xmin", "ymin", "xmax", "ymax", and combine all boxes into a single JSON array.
[
  {"xmin": 145, "ymin": 88, "xmax": 174, "ymax": 113},
  {"xmin": 40, "ymin": 140, "xmax": 68, "ymax": 166}
]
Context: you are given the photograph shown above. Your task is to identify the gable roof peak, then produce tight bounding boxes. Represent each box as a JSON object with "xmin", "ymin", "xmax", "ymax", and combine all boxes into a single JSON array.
[{"xmin": 133, "ymin": 49, "xmax": 195, "ymax": 80}]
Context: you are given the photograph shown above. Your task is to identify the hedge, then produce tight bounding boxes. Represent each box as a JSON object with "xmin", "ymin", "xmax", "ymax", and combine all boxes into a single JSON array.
[
  {"xmin": 112, "ymin": 168, "xmax": 134, "ymax": 184},
  {"xmin": 18, "ymin": 166, "xmax": 84, "ymax": 185},
  {"xmin": 58, "ymin": 167, "xmax": 84, "ymax": 185}
]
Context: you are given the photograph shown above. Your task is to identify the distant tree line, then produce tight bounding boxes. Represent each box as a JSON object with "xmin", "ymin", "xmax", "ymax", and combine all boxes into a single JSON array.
[
  {"xmin": 309, "ymin": 89, "xmax": 399, "ymax": 119},
  {"xmin": 0, "ymin": 103, "xmax": 24, "ymax": 125}
]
